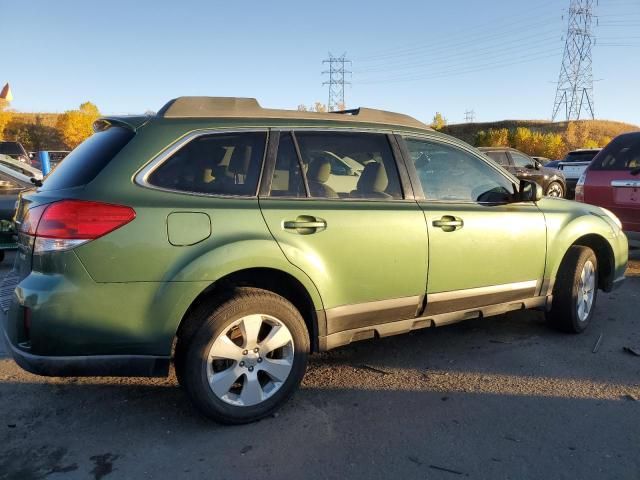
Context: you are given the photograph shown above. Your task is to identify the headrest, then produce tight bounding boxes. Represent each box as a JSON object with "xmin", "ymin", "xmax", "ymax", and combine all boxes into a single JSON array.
[
  {"xmin": 357, "ymin": 162, "xmax": 388, "ymax": 193},
  {"xmin": 308, "ymin": 158, "xmax": 331, "ymax": 183},
  {"xmin": 228, "ymin": 146, "xmax": 252, "ymax": 175}
]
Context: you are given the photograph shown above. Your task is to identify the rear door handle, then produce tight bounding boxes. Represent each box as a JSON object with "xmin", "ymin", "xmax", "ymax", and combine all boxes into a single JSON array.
[
  {"xmin": 283, "ymin": 216, "xmax": 327, "ymax": 234},
  {"xmin": 432, "ymin": 215, "xmax": 463, "ymax": 232}
]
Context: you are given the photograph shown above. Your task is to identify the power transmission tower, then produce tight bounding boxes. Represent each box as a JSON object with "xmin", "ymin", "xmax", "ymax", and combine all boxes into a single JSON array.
[
  {"xmin": 551, "ymin": 0, "xmax": 596, "ymax": 121},
  {"xmin": 322, "ymin": 53, "xmax": 352, "ymax": 111},
  {"xmin": 464, "ymin": 109, "xmax": 475, "ymax": 123}
]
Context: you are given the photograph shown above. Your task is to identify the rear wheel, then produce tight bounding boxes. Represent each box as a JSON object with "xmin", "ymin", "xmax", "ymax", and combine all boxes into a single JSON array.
[
  {"xmin": 546, "ymin": 246, "xmax": 598, "ymax": 333},
  {"xmin": 178, "ymin": 288, "xmax": 309, "ymax": 424},
  {"xmin": 545, "ymin": 181, "xmax": 564, "ymax": 198}
]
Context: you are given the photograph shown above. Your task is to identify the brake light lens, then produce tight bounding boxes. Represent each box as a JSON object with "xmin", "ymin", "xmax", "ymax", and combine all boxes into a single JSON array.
[
  {"xmin": 575, "ymin": 172, "xmax": 587, "ymax": 202},
  {"xmin": 22, "ymin": 200, "xmax": 135, "ymax": 253}
]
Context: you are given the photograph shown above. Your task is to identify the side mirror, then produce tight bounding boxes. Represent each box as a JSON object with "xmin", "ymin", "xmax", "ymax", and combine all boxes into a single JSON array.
[{"xmin": 519, "ymin": 179, "xmax": 543, "ymax": 202}]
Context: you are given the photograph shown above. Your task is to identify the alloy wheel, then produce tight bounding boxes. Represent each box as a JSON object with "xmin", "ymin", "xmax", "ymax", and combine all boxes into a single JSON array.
[
  {"xmin": 577, "ymin": 260, "xmax": 596, "ymax": 322},
  {"xmin": 546, "ymin": 183, "xmax": 564, "ymax": 197},
  {"xmin": 205, "ymin": 314, "xmax": 294, "ymax": 407}
]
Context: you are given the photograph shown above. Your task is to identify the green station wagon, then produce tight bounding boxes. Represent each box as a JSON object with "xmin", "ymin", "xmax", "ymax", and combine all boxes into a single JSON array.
[{"xmin": 4, "ymin": 97, "xmax": 628, "ymax": 423}]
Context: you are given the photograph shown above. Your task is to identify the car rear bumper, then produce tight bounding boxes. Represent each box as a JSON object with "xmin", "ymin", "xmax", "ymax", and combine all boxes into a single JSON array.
[{"xmin": 3, "ymin": 327, "xmax": 170, "ymax": 377}]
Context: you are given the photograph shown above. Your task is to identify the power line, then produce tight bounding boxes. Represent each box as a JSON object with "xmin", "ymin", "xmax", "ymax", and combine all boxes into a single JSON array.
[
  {"xmin": 552, "ymin": 0, "xmax": 596, "ymax": 121},
  {"xmin": 355, "ymin": 0, "xmax": 559, "ymax": 62},
  {"xmin": 356, "ymin": 49, "xmax": 563, "ymax": 85},
  {"xmin": 322, "ymin": 53, "xmax": 352, "ymax": 111}
]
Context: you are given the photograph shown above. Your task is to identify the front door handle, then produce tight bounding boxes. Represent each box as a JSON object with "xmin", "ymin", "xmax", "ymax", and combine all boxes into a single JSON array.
[
  {"xmin": 283, "ymin": 215, "xmax": 327, "ymax": 234},
  {"xmin": 432, "ymin": 215, "xmax": 463, "ymax": 232}
]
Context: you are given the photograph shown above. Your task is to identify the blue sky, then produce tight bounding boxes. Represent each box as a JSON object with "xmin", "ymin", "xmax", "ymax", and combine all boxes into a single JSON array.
[{"xmin": 2, "ymin": 0, "xmax": 639, "ymax": 125}]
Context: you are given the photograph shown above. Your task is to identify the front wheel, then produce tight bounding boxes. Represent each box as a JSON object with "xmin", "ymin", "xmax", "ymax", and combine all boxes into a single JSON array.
[
  {"xmin": 179, "ymin": 288, "xmax": 309, "ymax": 424},
  {"xmin": 545, "ymin": 181, "xmax": 565, "ymax": 198},
  {"xmin": 546, "ymin": 246, "xmax": 598, "ymax": 333}
]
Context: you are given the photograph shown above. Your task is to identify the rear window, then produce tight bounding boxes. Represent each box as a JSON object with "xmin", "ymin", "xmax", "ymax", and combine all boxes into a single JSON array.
[
  {"xmin": 590, "ymin": 133, "xmax": 640, "ymax": 171},
  {"xmin": 40, "ymin": 126, "xmax": 134, "ymax": 191},
  {"xmin": 563, "ymin": 151, "xmax": 599, "ymax": 163},
  {"xmin": 485, "ymin": 151, "xmax": 510, "ymax": 166}
]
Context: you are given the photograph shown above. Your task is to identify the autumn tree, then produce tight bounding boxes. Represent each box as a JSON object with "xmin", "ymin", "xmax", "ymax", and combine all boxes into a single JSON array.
[
  {"xmin": 56, "ymin": 102, "xmax": 100, "ymax": 148},
  {"xmin": 0, "ymin": 107, "xmax": 13, "ymax": 141},
  {"xmin": 431, "ymin": 112, "xmax": 447, "ymax": 130},
  {"xmin": 297, "ymin": 102, "xmax": 328, "ymax": 112}
]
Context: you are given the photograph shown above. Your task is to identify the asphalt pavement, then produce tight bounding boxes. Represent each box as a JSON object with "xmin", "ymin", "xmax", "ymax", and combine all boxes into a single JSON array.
[{"xmin": 1, "ymin": 250, "xmax": 639, "ymax": 480}]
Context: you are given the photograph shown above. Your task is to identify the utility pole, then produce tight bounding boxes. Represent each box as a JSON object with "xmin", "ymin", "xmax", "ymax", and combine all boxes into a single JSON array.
[
  {"xmin": 322, "ymin": 53, "xmax": 352, "ymax": 111},
  {"xmin": 464, "ymin": 109, "xmax": 475, "ymax": 123},
  {"xmin": 551, "ymin": 0, "xmax": 596, "ymax": 121}
]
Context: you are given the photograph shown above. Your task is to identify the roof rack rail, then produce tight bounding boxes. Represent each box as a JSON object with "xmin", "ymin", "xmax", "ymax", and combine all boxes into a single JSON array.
[
  {"xmin": 330, "ymin": 108, "xmax": 361, "ymax": 116},
  {"xmin": 156, "ymin": 97, "xmax": 430, "ymax": 130}
]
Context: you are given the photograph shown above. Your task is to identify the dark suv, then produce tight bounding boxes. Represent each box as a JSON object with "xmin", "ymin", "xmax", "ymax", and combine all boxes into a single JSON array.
[{"xmin": 479, "ymin": 147, "xmax": 567, "ymax": 198}]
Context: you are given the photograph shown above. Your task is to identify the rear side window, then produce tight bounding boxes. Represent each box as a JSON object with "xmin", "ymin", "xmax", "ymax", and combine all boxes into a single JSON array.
[
  {"xmin": 148, "ymin": 132, "xmax": 266, "ymax": 196},
  {"xmin": 485, "ymin": 151, "xmax": 510, "ymax": 166},
  {"xmin": 295, "ymin": 131, "xmax": 402, "ymax": 200},
  {"xmin": 590, "ymin": 134, "xmax": 640, "ymax": 171},
  {"xmin": 41, "ymin": 126, "xmax": 134, "ymax": 191}
]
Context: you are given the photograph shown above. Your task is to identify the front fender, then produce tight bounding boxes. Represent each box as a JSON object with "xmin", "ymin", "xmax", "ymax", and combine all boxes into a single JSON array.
[{"xmin": 539, "ymin": 198, "xmax": 627, "ymax": 291}]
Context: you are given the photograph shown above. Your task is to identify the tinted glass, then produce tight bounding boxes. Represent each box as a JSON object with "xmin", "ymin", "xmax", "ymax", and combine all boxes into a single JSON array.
[
  {"xmin": 485, "ymin": 151, "xmax": 510, "ymax": 166},
  {"xmin": 41, "ymin": 126, "xmax": 134, "ymax": 191},
  {"xmin": 511, "ymin": 152, "xmax": 534, "ymax": 168},
  {"xmin": 148, "ymin": 132, "xmax": 266, "ymax": 196},
  {"xmin": 0, "ymin": 142, "xmax": 26, "ymax": 156},
  {"xmin": 405, "ymin": 138, "xmax": 514, "ymax": 203},
  {"xmin": 295, "ymin": 131, "xmax": 402, "ymax": 200},
  {"xmin": 590, "ymin": 134, "xmax": 640, "ymax": 171},
  {"xmin": 269, "ymin": 133, "xmax": 306, "ymax": 197},
  {"xmin": 564, "ymin": 151, "xmax": 599, "ymax": 163}
]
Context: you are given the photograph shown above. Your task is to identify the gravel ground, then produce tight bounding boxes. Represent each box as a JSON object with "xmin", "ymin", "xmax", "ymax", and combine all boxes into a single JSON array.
[{"xmin": 1, "ymin": 250, "xmax": 639, "ymax": 480}]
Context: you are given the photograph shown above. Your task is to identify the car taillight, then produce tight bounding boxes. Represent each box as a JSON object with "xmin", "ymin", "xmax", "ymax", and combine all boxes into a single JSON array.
[
  {"xmin": 575, "ymin": 172, "xmax": 586, "ymax": 202},
  {"xmin": 21, "ymin": 200, "xmax": 135, "ymax": 253}
]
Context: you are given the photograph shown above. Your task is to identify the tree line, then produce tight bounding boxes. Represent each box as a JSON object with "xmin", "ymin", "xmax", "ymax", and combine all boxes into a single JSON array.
[{"xmin": 0, "ymin": 101, "xmax": 100, "ymax": 151}]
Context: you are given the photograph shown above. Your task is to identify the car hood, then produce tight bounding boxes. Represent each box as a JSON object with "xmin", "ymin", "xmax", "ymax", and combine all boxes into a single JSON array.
[{"xmin": 537, "ymin": 196, "xmax": 614, "ymax": 219}]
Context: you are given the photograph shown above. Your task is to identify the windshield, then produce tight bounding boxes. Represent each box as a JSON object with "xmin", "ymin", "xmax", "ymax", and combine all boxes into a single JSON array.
[{"xmin": 563, "ymin": 151, "xmax": 599, "ymax": 163}]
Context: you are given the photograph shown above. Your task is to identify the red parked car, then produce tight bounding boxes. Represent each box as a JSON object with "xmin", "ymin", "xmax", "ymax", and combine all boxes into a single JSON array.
[{"xmin": 576, "ymin": 132, "xmax": 640, "ymax": 247}]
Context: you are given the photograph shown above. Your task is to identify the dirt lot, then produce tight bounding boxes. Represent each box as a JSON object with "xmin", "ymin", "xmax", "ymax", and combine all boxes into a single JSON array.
[{"xmin": 1, "ymin": 251, "xmax": 639, "ymax": 480}]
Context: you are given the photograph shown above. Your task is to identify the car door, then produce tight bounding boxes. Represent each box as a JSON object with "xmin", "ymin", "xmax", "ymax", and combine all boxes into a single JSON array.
[
  {"xmin": 259, "ymin": 130, "xmax": 429, "ymax": 334},
  {"xmin": 399, "ymin": 135, "xmax": 547, "ymax": 315},
  {"xmin": 510, "ymin": 151, "xmax": 544, "ymax": 185}
]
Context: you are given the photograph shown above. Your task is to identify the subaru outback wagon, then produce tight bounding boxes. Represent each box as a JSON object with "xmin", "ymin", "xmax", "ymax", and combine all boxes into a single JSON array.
[{"xmin": 4, "ymin": 97, "xmax": 628, "ymax": 424}]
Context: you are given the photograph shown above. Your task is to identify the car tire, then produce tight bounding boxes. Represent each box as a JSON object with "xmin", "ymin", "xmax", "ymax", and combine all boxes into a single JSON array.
[
  {"xmin": 545, "ymin": 181, "xmax": 564, "ymax": 198},
  {"xmin": 179, "ymin": 287, "xmax": 309, "ymax": 424},
  {"xmin": 546, "ymin": 246, "xmax": 598, "ymax": 333}
]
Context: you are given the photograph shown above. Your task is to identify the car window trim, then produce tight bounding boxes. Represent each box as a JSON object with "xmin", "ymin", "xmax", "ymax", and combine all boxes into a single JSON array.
[
  {"xmin": 397, "ymin": 133, "xmax": 520, "ymax": 205},
  {"xmin": 134, "ymin": 128, "xmax": 270, "ymax": 199},
  {"xmin": 260, "ymin": 128, "xmax": 412, "ymax": 202}
]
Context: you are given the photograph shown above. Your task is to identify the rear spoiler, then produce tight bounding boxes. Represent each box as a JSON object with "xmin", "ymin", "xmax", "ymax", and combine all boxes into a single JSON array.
[{"xmin": 93, "ymin": 115, "xmax": 152, "ymax": 133}]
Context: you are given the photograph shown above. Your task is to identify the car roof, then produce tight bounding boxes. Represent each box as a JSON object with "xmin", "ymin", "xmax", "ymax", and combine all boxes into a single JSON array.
[
  {"xmin": 477, "ymin": 147, "xmax": 522, "ymax": 153},
  {"xmin": 567, "ymin": 149, "xmax": 601, "ymax": 153},
  {"xmin": 149, "ymin": 96, "xmax": 431, "ymax": 131}
]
